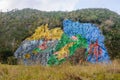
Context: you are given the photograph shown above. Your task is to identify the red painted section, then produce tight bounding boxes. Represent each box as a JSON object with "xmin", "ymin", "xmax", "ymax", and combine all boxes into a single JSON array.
[{"xmin": 88, "ymin": 40, "xmax": 102, "ymax": 61}]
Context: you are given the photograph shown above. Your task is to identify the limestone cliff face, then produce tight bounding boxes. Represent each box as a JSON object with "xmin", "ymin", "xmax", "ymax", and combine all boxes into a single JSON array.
[{"xmin": 14, "ymin": 20, "xmax": 110, "ymax": 66}]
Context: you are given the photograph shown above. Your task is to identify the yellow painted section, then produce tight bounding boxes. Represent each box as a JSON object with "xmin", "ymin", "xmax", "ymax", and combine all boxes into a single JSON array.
[
  {"xmin": 55, "ymin": 42, "xmax": 74, "ymax": 60},
  {"xmin": 24, "ymin": 53, "xmax": 31, "ymax": 59},
  {"xmin": 26, "ymin": 24, "xmax": 63, "ymax": 40}
]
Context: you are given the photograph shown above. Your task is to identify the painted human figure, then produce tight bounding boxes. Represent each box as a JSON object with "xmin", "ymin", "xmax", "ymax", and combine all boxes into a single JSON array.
[{"xmin": 88, "ymin": 40, "xmax": 102, "ymax": 61}]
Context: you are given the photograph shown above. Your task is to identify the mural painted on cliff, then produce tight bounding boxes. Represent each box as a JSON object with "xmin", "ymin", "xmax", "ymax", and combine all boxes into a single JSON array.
[{"xmin": 14, "ymin": 19, "xmax": 110, "ymax": 65}]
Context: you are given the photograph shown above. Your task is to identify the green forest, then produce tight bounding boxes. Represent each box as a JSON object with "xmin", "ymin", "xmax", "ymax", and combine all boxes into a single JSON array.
[{"xmin": 0, "ymin": 8, "xmax": 120, "ymax": 64}]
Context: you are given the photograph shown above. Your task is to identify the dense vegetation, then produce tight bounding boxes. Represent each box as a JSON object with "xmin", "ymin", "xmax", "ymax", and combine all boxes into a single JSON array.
[
  {"xmin": 0, "ymin": 60, "xmax": 120, "ymax": 80},
  {"xmin": 0, "ymin": 8, "xmax": 120, "ymax": 63}
]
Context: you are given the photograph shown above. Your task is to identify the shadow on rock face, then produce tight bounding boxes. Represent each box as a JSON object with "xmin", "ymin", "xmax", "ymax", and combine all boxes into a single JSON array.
[{"xmin": 67, "ymin": 48, "xmax": 86, "ymax": 65}]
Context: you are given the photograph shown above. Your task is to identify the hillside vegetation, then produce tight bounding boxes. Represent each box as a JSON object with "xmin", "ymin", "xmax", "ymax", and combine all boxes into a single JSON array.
[{"xmin": 0, "ymin": 8, "xmax": 120, "ymax": 63}]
